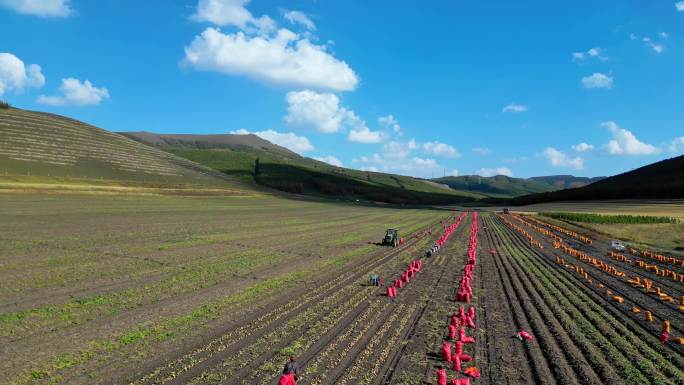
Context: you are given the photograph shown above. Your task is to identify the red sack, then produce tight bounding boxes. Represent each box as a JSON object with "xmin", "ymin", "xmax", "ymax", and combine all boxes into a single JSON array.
[
  {"xmin": 459, "ymin": 328, "xmax": 475, "ymax": 343},
  {"xmin": 448, "ymin": 324, "xmax": 457, "ymax": 339},
  {"xmin": 451, "ymin": 314, "xmax": 460, "ymax": 328},
  {"xmin": 517, "ymin": 331, "xmax": 534, "ymax": 341},
  {"xmin": 451, "ymin": 355, "xmax": 462, "ymax": 371},
  {"xmin": 441, "ymin": 341, "xmax": 452, "ymax": 362},
  {"xmin": 387, "ymin": 286, "xmax": 395, "ymax": 298},
  {"xmin": 454, "ymin": 341, "xmax": 463, "ymax": 355},
  {"xmin": 466, "ymin": 315, "xmax": 475, "ymax": 329},
  {"xmin": 279, "ymin": 373, "xmax": 295, "ymax": 385},
  {"xmin": 437, "ymin": 368, "xmax": 447, "ymax": 385}
]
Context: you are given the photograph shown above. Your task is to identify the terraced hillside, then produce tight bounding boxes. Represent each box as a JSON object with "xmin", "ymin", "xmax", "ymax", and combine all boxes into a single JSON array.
[
  {"xmin": 0, "ymin": 108, "xmax": 246, "ymax": 188},
  {"xmin": 123, "ymin": 131, "xmax": 484, "ymax": 204}
]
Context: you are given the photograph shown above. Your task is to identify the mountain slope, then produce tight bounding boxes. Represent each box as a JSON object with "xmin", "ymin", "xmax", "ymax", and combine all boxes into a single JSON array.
[
  {"xmin": 123, "ymin": 131, "xmax": 484, "ymax": 204},
  {"xmin": 432, "ymin": 175, "xmax": 553, "ymax": 197},
  {"xmin": 511, "ymin": 156, "xmax": 684, "ymax": 204},
  {"xmin": 0, "ymin": 108, "xmax": 246, "ymax": 188},
  {"xmin": 528, "ymin": 175, "xmax": 605, "ymax": 189}
]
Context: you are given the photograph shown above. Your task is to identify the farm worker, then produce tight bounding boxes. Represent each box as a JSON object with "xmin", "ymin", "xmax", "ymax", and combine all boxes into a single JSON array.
[
  {"xmin": 378, "ymin": 276, "xmax": 382, "ymax": 286},
  {"xmin": 370, "ymin": 274, "xmax": 379, "ymax": 286},
  {"xmin": 436, "ymin": 367, "xmax": 448, "ymax": 385},
  {"xmin": 441, "ymin": 341, "xmax": 452, "ymax": 362},
  {"xmin": 281, "ymin": 355, "xmax": 301, "ymax": 384}
]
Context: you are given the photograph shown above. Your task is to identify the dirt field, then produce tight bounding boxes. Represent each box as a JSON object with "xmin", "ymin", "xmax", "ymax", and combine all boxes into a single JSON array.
[{"xmin": 2, "ymin": 194, "xmax": 682, "ymax": 385}]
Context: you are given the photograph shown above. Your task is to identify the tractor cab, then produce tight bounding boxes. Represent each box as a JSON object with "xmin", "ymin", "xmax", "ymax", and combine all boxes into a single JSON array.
[{"xmin": 383, "ymin": 228, "xmax": 399, "ymax": 247}]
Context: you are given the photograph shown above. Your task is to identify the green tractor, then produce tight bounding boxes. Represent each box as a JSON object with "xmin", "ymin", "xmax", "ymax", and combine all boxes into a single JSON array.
[{"xmin": 382, "ymin": 228, "xmax": 399, "ymax": 247}]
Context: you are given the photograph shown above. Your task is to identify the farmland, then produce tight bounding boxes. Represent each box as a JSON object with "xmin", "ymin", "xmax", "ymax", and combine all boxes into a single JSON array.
[{"xmin": 1, "ymin": 191, "xmax": 682, "ymax": 385}]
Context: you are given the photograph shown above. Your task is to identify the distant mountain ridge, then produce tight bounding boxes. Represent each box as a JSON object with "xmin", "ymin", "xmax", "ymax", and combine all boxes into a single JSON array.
[
  {"xmin": 511, "ymin": 155, "xmax": 684, "ymax": 204},
  {"xmin": 432, "ymin": 174, "xmax": 605, "ymax": 198}
]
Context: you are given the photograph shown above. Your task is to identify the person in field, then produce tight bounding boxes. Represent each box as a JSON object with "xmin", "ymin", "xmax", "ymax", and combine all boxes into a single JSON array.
[{"xmin": 279, "ymin": 355, "xmax": 301, "ymax": 384}]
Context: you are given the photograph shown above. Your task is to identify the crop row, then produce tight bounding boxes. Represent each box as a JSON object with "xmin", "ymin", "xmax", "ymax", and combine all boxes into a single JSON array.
[
  {"xmin": 498, "ymin": 214, "xmax": 683, "ymax": 346},
  {"xmin": 524, "ymin": 215, "xmax": 592, "ymax": 244},
  {"xmin": 490, "ymin": 218, "xmax": 684, "ymax": 385}
]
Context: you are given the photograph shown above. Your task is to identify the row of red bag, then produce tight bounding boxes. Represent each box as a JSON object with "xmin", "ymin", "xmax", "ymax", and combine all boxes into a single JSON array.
[
  {"xmin": 386, "ymin": 259, "xmax": 423, "ymax": 297},
  {"xmin": 456, "ymin": 212, "xmax": 479, "ymax": 303},
  {"xmin": 437, "ymin": 212, "xmax": 481, "ymax": 385}
]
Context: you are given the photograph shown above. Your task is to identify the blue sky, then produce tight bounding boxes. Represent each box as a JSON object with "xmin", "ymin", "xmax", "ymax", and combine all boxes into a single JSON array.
[{"xmin": 1, "ymin": 0, "xmax": 682, "ymax": 178}]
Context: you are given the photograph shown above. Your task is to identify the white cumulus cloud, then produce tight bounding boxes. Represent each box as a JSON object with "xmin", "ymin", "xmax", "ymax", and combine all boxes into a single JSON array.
[
  {"xmin": 284, "ymin": 90, "xmax": 344, "ymax": 133},
  {"xmin": 601, "ymin": 121, "xmax": 659, "ymax": 155},
  {"xmin": 191, "ymin": 0, "xmax": 275, "ymax": 34},
  {"xmin": 314, "ymin": 155, "xmax": 342, "ymax": 167},
  {"xmin": 572, "ymin": 143, "xmax": 594, "ymax": 152},
  {"xmin": 502, "ymin": 103, "xmax": 527, "ymax": 113},
  {"xmin": 0, "ymin": 0, "xmax": 71, "ymax": 17},
  {"xmin": 283, "ymin": 10, "xmax": 315, "ymax": 30},
  {"xmin": 378, "ymin": 115, "xmax": 401, "ymax": 134},
  {"xmin": 184, "ymin": 27, "xmax": 358, "ymax": 92},
  {"xmin": 348, "ymin": 125, "xmax": 385, "ymax": 144},
  {"xmin": 231, "ymin": 128, "xmax": 313, "ymax": 153},
  {"xmin": 669, "ymin": 137, "xmax": 684, "ymax": 155},
  {"xmin": 0, "ymin": 52, "xmax": 45, "ymax": 96},
  {"xmin": 581, "ymin": 73, "xmax": 613, "ymax": 89},
  {"xmin": 422, "ymin": 141, "xmax": 460, "ymax": 158},
  {"xmin": 475, "ymin": 167, "xmax": 513, "ymax": 177},
  {"xmin": 543, "ymin": 147, "xmax": 584, "ymax": 170},
  {"xmin": 448, "ymin": 169, "xmax": 459, "ymax": 176},
  {"xmin": 37, "ymin": 78, "xmax": 109, "ymax": 106},
  {"xmin": 677, "ymin": 2, "xmax": 684, "ymax": 11}
]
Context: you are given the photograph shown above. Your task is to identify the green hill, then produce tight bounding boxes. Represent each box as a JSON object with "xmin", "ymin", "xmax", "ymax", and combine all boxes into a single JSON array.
[
  {"xmin": 121, "ymin": 131, "xmax": 483, "ymax": 204},
  {"xmin": 431, "ymin": 174, "xmax": 602, "ymax": 198},
  {"xmin": 0, "ymin": 108, "xmax": 246, "ymax": 188},
  {"xmin": 511, "ymin": 156, "xmax": 684, "ymax": 205},
  {"xmin": 528, "ymin": 175, "xmax": 605, "ymax": 189}
]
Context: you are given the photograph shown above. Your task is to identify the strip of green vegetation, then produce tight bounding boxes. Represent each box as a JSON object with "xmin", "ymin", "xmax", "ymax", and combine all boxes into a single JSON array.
[{"xmin": 540, "ymin": 212, "xmax": 678, "ymax": 224}]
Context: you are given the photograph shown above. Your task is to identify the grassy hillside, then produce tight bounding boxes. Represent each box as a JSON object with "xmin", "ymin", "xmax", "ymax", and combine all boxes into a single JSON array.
[
  {"xmin": 123, "ymin": 132, "xmax": 484, "ymax": 204},
  {"xmin": 433, "ymin": 174, "xmax": 604, "ymax": 198},
  {"xmin": 528, "ymin": 175, "xmax": 605, "ymax": 189},
  {"xmin": 433, "ymin": 175, "xmax": 554, "ymax": 198},
  {"xmin": 0, "ymin": 108, "xmax": 246, "ymax": 188},
  {"xmin": 512, "ymin": 155, "xmax": 684, "ymax": 205}
]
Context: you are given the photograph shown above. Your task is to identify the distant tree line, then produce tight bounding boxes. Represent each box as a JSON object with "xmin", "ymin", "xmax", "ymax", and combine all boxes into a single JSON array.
[
  {"xmin": 540, "ymin": 212, "xmax": 678, "ymax": 224},
  {"xmin": 0, "ymin": 100, "xmax": 10, "ymax": 109}
]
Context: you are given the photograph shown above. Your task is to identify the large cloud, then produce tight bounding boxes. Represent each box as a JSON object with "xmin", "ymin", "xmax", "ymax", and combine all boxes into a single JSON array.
[
  {"xmin": 352, "ymin": 139, "xmax": 459, "ymax": 178},
  {"xmin": 283, "ymin": 89, "xmax": 385, "ymax": 143},
  {"xmin": 601, "ymin": 121, "xmax": 659, "ymax": 155},
  {"xmin": 0, "ymin": 0, "xmax": 71, "ymax": 17},
  {"xmin": 231, "ymin": 128, "xmax": 313, "ymax": 153},
  {"xmin": 0, "ymin": 52, "xmax": 45, "ymax": 96},
  {"xmin": 581, "ymin": 73, "xmax": 613, "ymax": 89},
  {"xmin": 37, "ymin": 78, "xmax": 109, "ymax": 106},
  {"xmin": 284, "ymin": 90, "xmax": 344, "ymax": 133},
  {"xmin": 184, "ymin": 27, "xmax": 358, "ymax": 92},
  {"xmin": 543, "ymin": 147, "xmax": 584, "ymax": 170}
]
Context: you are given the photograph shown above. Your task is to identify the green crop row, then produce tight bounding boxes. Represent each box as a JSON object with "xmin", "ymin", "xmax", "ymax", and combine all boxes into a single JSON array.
[{"xmin": 539, "ymin": 212, "xmax": 678, "ymax": 224}]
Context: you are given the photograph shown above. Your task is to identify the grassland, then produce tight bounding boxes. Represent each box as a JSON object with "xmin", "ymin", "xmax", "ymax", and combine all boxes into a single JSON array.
[{"xmin": 0, "ymin": 193, "xmax": 446, "ymax": 384}]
